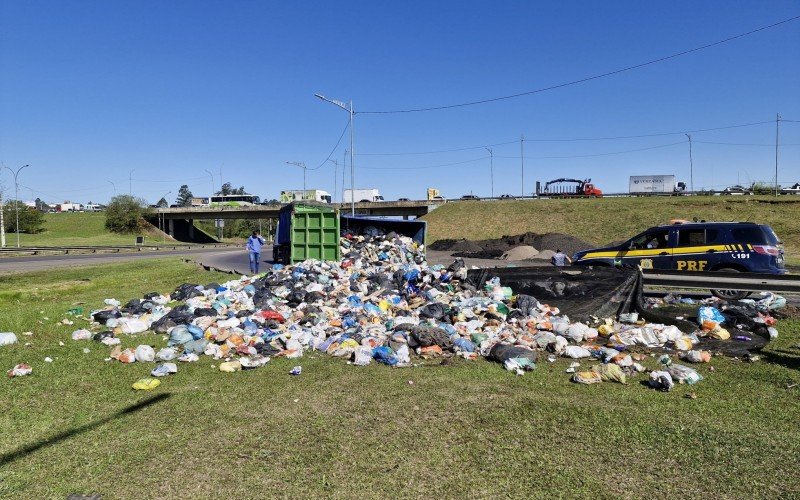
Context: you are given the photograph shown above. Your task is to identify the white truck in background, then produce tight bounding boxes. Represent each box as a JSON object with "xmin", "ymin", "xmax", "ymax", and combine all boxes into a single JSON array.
[
  {"xmin": 280, "ymin": 190, "xmax": 333, "ymax": 203},
  {"xmin": 629, "ymin": 175, "xmax": 686, "ymax": 195},
  {"xmin": 343, "ymin": 189, "xmax": 384, "ymax": 203}
]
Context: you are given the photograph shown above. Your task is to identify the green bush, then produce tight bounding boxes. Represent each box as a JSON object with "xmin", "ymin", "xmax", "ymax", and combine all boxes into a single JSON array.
[
  {"xmin": 3, "ymin": 200, "xmax": 45, "ymax": 233},
  {"xmin": 104, "ymin": 195, "xmax": 153, "ymax": 233}
]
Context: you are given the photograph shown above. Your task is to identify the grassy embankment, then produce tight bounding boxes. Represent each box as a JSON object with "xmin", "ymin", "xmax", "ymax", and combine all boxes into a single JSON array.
[
  {"xmin": 423, "ymin": 196, "xmax": 800, "ymax": 262},
  {"xmin": 8, "ymin": 212, "xmax": 167, "ymax": 247},
  {"xmin": 0, "ymin": 258, "xmax": 798, "ymax": 497}
]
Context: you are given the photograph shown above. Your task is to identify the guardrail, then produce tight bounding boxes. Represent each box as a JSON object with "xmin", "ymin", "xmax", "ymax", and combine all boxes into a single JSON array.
[
  {"xmin": 0, "ymin": 243, "xmax": 235, "ymax": 256},
  {"xmin": 642, "ymin": 269, "xmax": 800, "ymax": 293}
]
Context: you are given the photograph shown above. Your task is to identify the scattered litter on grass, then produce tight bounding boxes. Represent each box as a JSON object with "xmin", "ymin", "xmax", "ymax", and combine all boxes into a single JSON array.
[{"xmin": 7, "ymin": 363, "xmax": 32, "ymax": 378}]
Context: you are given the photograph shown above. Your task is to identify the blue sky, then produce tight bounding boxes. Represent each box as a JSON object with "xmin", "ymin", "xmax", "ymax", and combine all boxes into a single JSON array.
[{"xmin": 1, "ymin": 1, "xmax": 799, "ymax": 204}]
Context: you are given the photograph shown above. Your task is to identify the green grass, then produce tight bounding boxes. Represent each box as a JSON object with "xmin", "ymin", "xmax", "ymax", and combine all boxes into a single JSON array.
[
  {"xmin": 0, "ymin": 259, "xmax": 799, "ymax": 497},
  {"xmin": 9, "ymin": 212, "xmax": 151, "ymax": 247},
  {"xmin": 423, "ymin": 196, "xmax": 800, "ymax": 259}
]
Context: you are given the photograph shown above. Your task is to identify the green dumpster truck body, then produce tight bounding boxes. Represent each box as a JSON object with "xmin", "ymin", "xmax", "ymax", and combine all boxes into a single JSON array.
[{"xmin": 273, "ymin": 202, "xmax": 340, "ymax": 264}]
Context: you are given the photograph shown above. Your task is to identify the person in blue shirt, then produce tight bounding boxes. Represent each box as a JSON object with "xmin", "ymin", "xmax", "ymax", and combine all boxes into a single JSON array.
[{"xmin": 246, "ymin": 230, "xmax": 266, "ymax": 274}]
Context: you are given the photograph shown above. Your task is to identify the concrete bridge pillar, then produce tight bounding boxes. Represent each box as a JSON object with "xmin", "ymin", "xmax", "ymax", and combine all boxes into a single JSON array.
[{"xmin": 168, "ymin": 219, "xmax": 174, "ymax": 237}]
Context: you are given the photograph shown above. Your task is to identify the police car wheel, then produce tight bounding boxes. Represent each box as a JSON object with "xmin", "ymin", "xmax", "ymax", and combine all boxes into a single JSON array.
[{"xmin": 710, "ymin": 268, "xmax": 751, "ymax": 301}]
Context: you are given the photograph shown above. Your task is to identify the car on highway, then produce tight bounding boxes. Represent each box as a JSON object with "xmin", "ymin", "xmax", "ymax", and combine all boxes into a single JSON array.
[
  {"xmin": 781, "ymin": 183, "xmax": 800, "ymax": 195},
  {"xmin": 398, "ymin": 197, "xmax": 411, "ymax": 201},
  {"xmin": 499, "ymin": 194, "xmax": 515, "ymax": 199},
  {"xmin": 722, "ymin": 185, "xmax": 753, "ymax": 195},
  {"xmin": 572, "ymin": 221, "xmax": 786, "ymax": 299},
  {"xmin": 460, "ymin": 194, "xmax": 480, "ymax": 200}
]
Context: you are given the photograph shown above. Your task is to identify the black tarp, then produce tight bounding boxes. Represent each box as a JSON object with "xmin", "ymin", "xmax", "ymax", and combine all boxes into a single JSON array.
[{"xmin": 466, "ymin": 266, "xmax": 640, "ymax": 323}]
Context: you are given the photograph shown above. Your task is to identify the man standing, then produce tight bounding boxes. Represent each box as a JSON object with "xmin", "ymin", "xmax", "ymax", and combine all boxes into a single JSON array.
[
  {"xmin": 246, "ymin": 230, "xmax": 266, "ymax": 274},
  {"xmin": 551, "ymin": 248, "xmax": 572, "ymax": 267}
]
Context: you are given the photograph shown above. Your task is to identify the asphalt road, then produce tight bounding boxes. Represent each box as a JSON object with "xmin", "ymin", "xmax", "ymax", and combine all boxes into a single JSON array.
[{"xmin": 0, "ymin": 247, "xmax": 240, "ymax": 274}]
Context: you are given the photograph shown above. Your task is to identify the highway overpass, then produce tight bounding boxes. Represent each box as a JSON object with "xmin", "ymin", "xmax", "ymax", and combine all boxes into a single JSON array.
[{"xmin": 151, "ymin": 200, "xmax": 443, "ymax": 242}]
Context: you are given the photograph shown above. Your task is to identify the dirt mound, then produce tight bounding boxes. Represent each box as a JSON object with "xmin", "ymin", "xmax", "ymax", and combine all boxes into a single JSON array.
[
  {"xmin": 430, "ymin": 232, "xmax": 592, "ymax": 256},
  {"xmin": 501, "ymin": 245, "xmax": 539, "ymax": 260}
]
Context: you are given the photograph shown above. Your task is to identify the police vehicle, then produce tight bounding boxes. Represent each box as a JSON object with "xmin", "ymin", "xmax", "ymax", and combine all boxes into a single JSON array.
[{"xmin": 572, "ymin": 221, "xmax": 785, "ymax": 299}]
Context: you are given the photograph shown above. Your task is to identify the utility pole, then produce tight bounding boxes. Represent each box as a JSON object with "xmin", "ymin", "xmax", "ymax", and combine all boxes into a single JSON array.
[
  {"xmin": 686, "ymin": 134, "xmax": 694, "ymax": 193},
  {"xmin": 520, "ymin": 135, "xmax": 525, "ymax": 197},
  {"xmin": 485, "ymin": 148, "xmax": 494, "ymax": 198},
  {"xmin": 4, "ymin": 164, "xmax": 29, "ymax": 248},
  {"xmin": 775, "ymin": 113, "xmax": 781, "ymax": 197},
  {"xmin": 128, "ymin": 169, "xmax": 135, "ymax": 195}
]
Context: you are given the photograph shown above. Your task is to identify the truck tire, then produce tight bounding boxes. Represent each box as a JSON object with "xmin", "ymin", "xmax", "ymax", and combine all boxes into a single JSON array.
[{"xmin": 710, "ymin": 267, "xmax": 752, "ymax": 301}]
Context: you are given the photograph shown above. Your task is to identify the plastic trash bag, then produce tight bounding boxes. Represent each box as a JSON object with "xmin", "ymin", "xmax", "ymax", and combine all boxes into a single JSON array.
[
  {"xmin": 151, "ymin": 363, "xmax": 177, "ymax": 377},
  {"xmin": 649, "ymin": 371, "xmax": 674, "ymax": 391},
  {"xmin": 134, "ymin": 345, "xmax": 155, "ymax": 362},
  {"xmin": 132, "ymin": 378, "xmax": 161, "ymax": 390},
  {"xmin": 372, "ymin": 346, "xmax": 398, "ymax": 366},
  {"xmin": 115, "ymin": 317, "xmax": 148, "ymax": 334},
  {"xmin": 697, "ymin": 307, "xmax": 725, "ymax": 327},
  {"xmin": 219, "ymin": 360, "xmax": 242, "ymax": 372},
  {"xmin": 7, "ymin": 363, "xmax": 32, "ymax": 377},
  {"xmin": 489, "ymin": 344, "xmax": 538, "ymax": 370},
  {"xmin": 168, "ymin": 325, "xmax": 194, "ymax": 346},
  {"xmin": 667, "ymin": 364, "xmax": 703, "ymax": 385},
  {"xmin": 593, "ymin": 364, "xmax": 626, "ymax": 384},
  {"xmin": 563, "ymin": 346, "xmax": 591, "ymax": 359},
  {"xmin": 679, "ymin": 350, "xmax": 711, "ymax": 363},
  {"xmin": 572, "ymin": 371, "xmax": 602, "ymax": 384},
  {"xmin": 0, "ymin": 332, "xmax": 18, "ymax": 346},
  {"xmin": 353, "ymin": 346, "xmax": 372, "ymax": 366},
  {"xmin": 157, "ymin": 347, "xmax": 177, "ymax": 361}
]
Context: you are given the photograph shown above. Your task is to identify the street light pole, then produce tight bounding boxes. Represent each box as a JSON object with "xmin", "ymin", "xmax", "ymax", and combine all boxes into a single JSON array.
[
  {"xmin": 485, "ymin": 148, "xmax": 494, "ymax": 198},
  {"xmin": 285, "ymin": 161, "xmax": 307, "ymax": 192},
  {"xmin": 775, "ymin": 113, "xmax": 781, "ymax": 197},
  {"xmin": 159, "ymin": 191, "xmax": 171, "ymax": 241},
  {"xmin": 4, "ymin": 164, "xmax": 29, "ymax": 248},
  {"xmin": 520, "ymin": 135, "xmax": 525, "ymax": 197},
  {"xmin": 129, "ymin": 169, "xmax": 135, "ymax": 195},
  {"xmin": 107, "ymin": 180, "xmax": 117, "ymax": 197},
  {"xmin": 685, "ymin": 134, "xmax": 694, "ymax": 193},
  {"xmin": 314, "ymin": 93, "xmax": 355, "ymax": 215}
]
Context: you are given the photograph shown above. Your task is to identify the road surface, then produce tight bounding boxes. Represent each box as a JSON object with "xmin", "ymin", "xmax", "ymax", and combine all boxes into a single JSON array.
[{"xmin": 0, "ymin": 247, "xmax": 240, "ymax": 274}]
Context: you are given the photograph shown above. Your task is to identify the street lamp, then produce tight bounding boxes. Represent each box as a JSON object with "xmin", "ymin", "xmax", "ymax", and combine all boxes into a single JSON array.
[
  {"xmin": 686, "ymin": 134, "xmax": 694, "ymax": 193},
  {"xmin": 4, "ymin": 164, "xmax": 29, "ymax": 248},
  {"xmin": 107, "ymin": 180, "xmax": 117, "ymax": 197},
  {"xmin": 159, "ymin": 191, "xmax": 171, "ymax": 241},
  {"xmin": 285, "ymin": 161, "xmax": 307, "ymax": 192},
  {"xmin": 129, "ymin": 169, "xmax": 135, "ymax": 195},
  {"xmin": 315, "ymin": 93, "xmax": 355, "ymax": 215},
  {"xmin": 485, "ymin": 148, "xmax": 494, "ymax": 198}
]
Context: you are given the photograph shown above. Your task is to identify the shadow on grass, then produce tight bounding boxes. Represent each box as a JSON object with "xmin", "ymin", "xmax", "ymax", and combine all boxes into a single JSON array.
[
  {"xmin": 0, "ymin": 393, "xmax": 171, "ymax": 467},
  {"xmin": 761, "ymin": 350, "xmax": 800, "ymax": 371}
]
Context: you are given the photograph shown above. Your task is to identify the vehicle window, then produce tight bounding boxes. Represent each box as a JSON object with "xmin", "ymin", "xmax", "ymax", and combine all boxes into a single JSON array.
[
  {"xmin": 731, "ymin": 227, "xmax": 769, "ymax": 244},
  {"xmin": 629, "ymin": 229, "xmax": 670, "ymax": 250},
  {"xmin": 677, "ymin": 229, "xmax": 705, "ymax": 247},
  {"xmin": 760, "ymin": 225, "xmax": 780, "ymax": 245}
]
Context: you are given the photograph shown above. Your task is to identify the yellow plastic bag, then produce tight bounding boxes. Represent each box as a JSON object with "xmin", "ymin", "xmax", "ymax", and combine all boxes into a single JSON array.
[
  {"xmin": 593, "ymin": 364, "xmax": 627, "ymax": 384},
  {"xmin": 710, "ymin": 327, "xmax": 730, "ymax": 340},
  {"xmin": 572, "ymin": 371, "xmax": 602, "ymax": 384},
  {"xmin": 132, "ymin": 378, "xmax": 161, "ymax": 390},
  {"xmin": 598, "ymin": 324, "xmax": 614, "ymax": 336},
  {"xmin": 219, "ymin": 360, "xmax": 242, "ymax": 372}
]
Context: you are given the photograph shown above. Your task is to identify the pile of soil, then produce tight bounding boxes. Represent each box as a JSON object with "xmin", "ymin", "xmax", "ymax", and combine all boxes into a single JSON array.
[{"xmin": 431, "ymin": 232, "xmax": 593, "ymax": 259}]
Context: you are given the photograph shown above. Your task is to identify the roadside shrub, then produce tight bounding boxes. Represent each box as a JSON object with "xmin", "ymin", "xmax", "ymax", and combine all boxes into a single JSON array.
[
  {"xmin": 2, "ymin": 200, "xmax": 45, "ymax": 233},
  {"xmin": 105, "ymin": 195, "xmax": 153, "ymax": 233}
]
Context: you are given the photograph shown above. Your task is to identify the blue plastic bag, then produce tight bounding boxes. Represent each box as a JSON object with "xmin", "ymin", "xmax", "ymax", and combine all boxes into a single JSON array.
[
  {"xmin": 697, "ymin": 306, "xmax": 725, "ymax": 326},
  {"xmin": 372, "ymin": 346, "xmax": 398, "ymax": 366}
]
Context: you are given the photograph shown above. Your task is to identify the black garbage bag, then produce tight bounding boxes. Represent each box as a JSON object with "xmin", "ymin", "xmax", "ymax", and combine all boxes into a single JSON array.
[
  {"xmin": 516, "ymin": 294, "xmax": 538, "ymax": 315},
  {"xmin": 488, "ymin": 343, "xmax": 538, "ymax": 365},
  {"xmin": 254, "ymin": 343, "xmax": 281, "ymax": 356},
  {"xmin": 204, "ymin": 282, "xmax": 221, "ymax": 290},
  {"xmin": 143, "ymin": 292, "xmax": 161, "ymax": 300},
  {"xmin": 92, "ymin": 331, "xmax": 115, "ymax": 342},
  {"xmin": 419, "ymin": 303, "xmax": 447, "ymax": 320},
  {"xmin": 405, "ymin": 325, "xmax": 452, "ymax": 349},
  {"xmin": 166, "ymin": 308, "xmax": 194, "ymax": 325},
  {"xmin": 286, "ymin": 290, "xmax": 307, "ymax": 307},
  {"xmin": 92, "ymin": 309, "xmax": 121, "ymax": 324},
  {"xmin": 447, "ymin": 258, "xmax": 466, "ymax": 273},
  {"xmin": 171, "ymin": 283, "xmax": 202, "ymax": 301},
  {"xmin": 194, "ymin": 307, "xmax": 218, "ymax": 317},
  {"xmin": 151, "ymin": 316, "xmax": 177, "ymax": 333},
  {"xmin": 121, "ymin": 299, "xmax": 147, "ymax": 315}
]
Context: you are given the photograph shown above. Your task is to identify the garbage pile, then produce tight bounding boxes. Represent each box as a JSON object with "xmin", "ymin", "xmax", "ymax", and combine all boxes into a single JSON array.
[
  {"xmin": 429, "ymin": 232, "xmax": 592, "ymax": 261},
  {"xmin": 40, "ymin": 227, "xmax": 785, "ymax": 390}
]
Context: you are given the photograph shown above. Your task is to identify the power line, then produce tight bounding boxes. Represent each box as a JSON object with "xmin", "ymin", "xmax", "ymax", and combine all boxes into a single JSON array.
[
  {"xmin": 359, "ymin": 156, "xmax": 489, "ymax": 170},
  {"xmin": 357, "ymin": 119, "xmax": 776, "ymax": 155},
  {"xmin": 695, "ymin": 140, "xmax": 800, "ymax": 146},
  {"xmin": 359, "ymin": 15, "xmax": 800, "ymax": 114},
  {"xmin": 494, "ymin": 140, "xmax": 686, "ymax": 159},
  {"xmin": 309, "ymin": 118, "xmax": 350, "ymax": 171}
]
